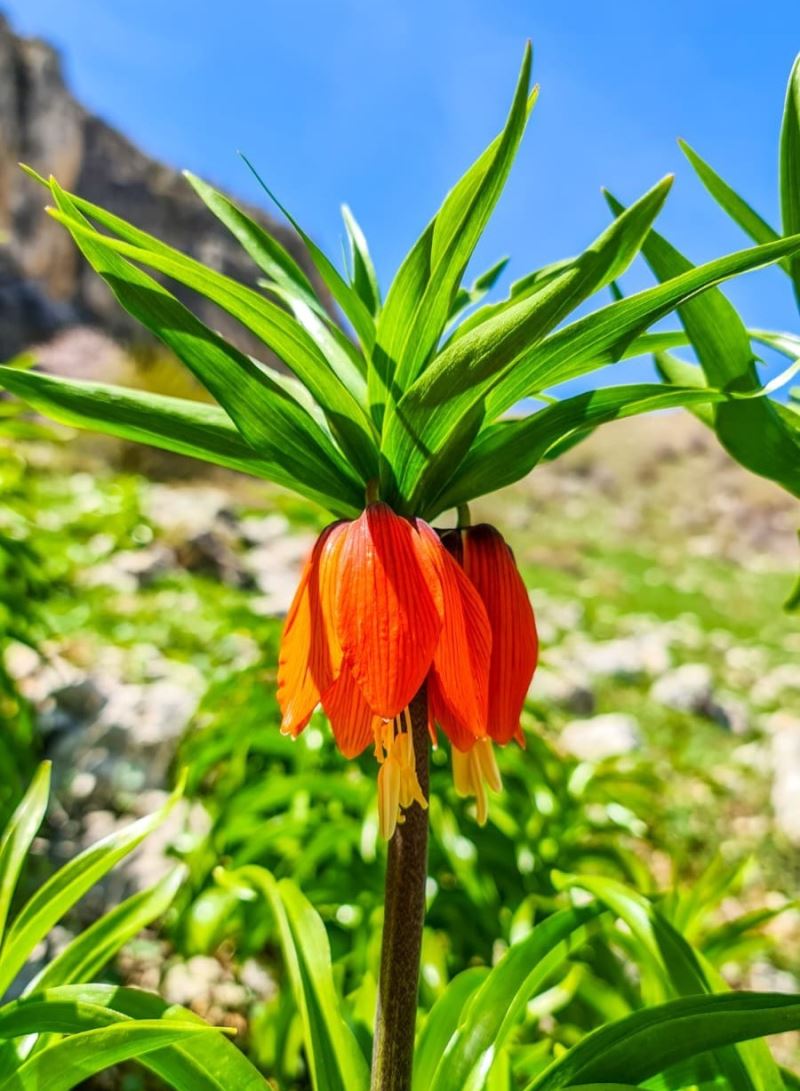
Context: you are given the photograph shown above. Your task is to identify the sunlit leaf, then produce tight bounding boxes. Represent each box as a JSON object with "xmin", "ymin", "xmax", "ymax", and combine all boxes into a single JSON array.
[
  {"xmin": 526, "ymin": 993, "xmax": 800, "ymax": 1091},
  {"xmin": 0, "ymin": 367, "xmax": 360, "ymax": 517},
  {"xmin": 780, "ymin": 53, "xmax": 800, "ymax": 305},
  {"xmin": 605, "ymin": 189, "xmax": 800, "ymax": 498}
]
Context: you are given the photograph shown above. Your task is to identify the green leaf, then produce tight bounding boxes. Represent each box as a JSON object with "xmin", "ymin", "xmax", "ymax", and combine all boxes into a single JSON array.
[
  {"xmin": 183, "ymin": 169, "xmax": 328, "ymax": 317},
  {"xmin": 429, "ymin": 384, "xmax": 723, "ymax": 516},
  {"xmin": 428, "ymin": 905, "xmax": 602, "ymax": 1091},
  {"xmin": 52, "ymin": 179, "xmax": 369, "ymax": 402},
  {"xmin": 239, "ymin": 153, "xmax": 377, "ymax": 352},
  {"xmin": 653, "ymin": 353, "xmax": 716, "ymax": 426},
  {"xmin": 227, "ymin": 867, "xmax": 369, "ymax": 1091},
  {"xmin": 678, "ymin": 141, "xmax": 782, "ymax": 252},
  {"xmin": 750, "ymin": 328, "xmax": 800, "ymax": 359},
  {"xmin": 393, "ymin": 48, "xmax": 535, "ymax": 389},
  {"xmin": 42, "ymin": 181, "xmax": 363, "ymax": 503},
  {"xmin": 46, "ymin": 198, "xmax": 378, "ymax": 482},
  {"xmin": 447, "ymin": 256, "xmax": 577, "ymax": 345},
  {"xmin": 380, "ymin": 174, "xmax": 674, "ymax": 510},
  {"xmin": 785, "ymin": 532, "xmax": 800, "ymax": 611},
  {"xmin": 342, "ymin": 204, "xmax": 381, "ymax": 315},
  {"xmin": 0, "ymin": 763, "xmax": 50, "ymax": 949},
  {"xmin": 606, "ymin": 189, "xmax": 800, "ymax": 498},
  {"xmin": 262, "ymin": 282, "xmax": 369, "ymax": 400},
  {"xmin": 526, "ymin": 993, "xmax": 800, "ymax": 1091},
  {"xmin": 555, "ymin": 872, "xmax": 784, "ymax": 1091},
  {"xmin": 483, "ymin": 233, "xmax": 800, "ymax": 417},
  {"xmin": 371, "ymin": 45, "xmax": 536, "ymax": 420},
  {"xmin": 25, "ymin": 868, "xmax": 185, "ymax": 994},
  {"xmin": 0, "ymin": 367, "xmax": 360, "ymax": 517},
  {"xmin": 0, "ymin": 1018, "xmax": 224, "ymax": 1091},
  {"xmin": 448, "ymin": 257, "xmax": 510, "ymax": 324},
  {"xmin": 780, "ymin": 53, "xmax": 800, "ymax": 305},
  {"xmin": 0, "ymin": 779, "xmax": 183, "ymax": 998},
  {"xmin": 412, "ymin": 968, "xmax": 488, "ymax": 1091},
  {"xmin": 0, "ymin": 985, "xmax": 267, "ymax": 1090}
]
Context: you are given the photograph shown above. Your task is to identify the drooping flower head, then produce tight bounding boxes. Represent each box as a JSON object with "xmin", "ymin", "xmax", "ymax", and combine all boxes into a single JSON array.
[{"xmin": 278, "ymin": 504, "xmax": 538, "ymax": 837}]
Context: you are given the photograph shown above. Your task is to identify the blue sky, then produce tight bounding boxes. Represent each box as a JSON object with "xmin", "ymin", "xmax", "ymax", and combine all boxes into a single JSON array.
[{"xmin": 5, "ymin": 0, "xmax": 800, "ymax": 391}]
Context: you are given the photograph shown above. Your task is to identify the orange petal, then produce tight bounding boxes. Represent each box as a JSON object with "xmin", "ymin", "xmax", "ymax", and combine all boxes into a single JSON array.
[
  {"xmin": 417, "ymin": 522, "xmax": 491, "ymax": 747},
  {"xmin": 321, "ymin": 665, "xmax": 382, "ymax": 758},
  {"xmin": 277, "ymin": 523, "xmax": 345, "ymax": 737},
  {"xmin": 335, "ymin": 504, "xmax": 443, "ymax": 719},
  {"xmin": 463, "ymin": 524, "xmax": 538, "ymax": 745}
]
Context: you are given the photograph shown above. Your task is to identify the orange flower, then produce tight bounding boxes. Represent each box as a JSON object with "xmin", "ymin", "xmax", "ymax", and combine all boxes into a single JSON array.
[
  {"xmin": 461, "ymin": 524, "xmax": 539, "ymax": 746},
  {"xmin": 278, "ymin": 503, "xmax": 492, "ymax": 838},
  {"xmin": 439, "ymin": 523, "xmax": 539, "ymax": 822}
]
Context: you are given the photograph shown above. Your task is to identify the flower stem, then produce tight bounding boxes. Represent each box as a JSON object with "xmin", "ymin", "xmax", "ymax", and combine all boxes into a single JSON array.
[{"xmin": 370, "ymin": 685, "xmax": 430, "ymax": 1091}]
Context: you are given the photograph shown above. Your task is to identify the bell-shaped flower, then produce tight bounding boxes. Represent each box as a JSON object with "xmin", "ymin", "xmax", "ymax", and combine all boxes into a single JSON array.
[{"xmin": 278, "ymin": 503, "xmax": 492, "ymax": 837}]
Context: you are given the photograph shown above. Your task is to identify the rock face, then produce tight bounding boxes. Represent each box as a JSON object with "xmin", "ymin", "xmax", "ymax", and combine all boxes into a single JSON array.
[{"xmin": 0, "ymin": 14, "xmax": 330, "ymax": 360}]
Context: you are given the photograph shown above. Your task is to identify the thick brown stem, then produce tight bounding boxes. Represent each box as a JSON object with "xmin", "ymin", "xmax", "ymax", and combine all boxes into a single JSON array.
[{"xmin": 370, "ymin": 685, "xmax": 430, "ymax": 1091}]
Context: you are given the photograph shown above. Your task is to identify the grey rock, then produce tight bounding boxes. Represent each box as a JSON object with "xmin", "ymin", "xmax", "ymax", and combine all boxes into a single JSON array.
[
  {"xmin": 145, "ymin": 485, "xmax": 232, "ymax": 539},
  {"xmin": 0, "ymin": 13, "xmax": 334, "ymax": 358},
  {"xmin": 162, "ymin": 956, "xmax": 225, "ymax": 1007},
  {"xmin": 239, "ymin": 513, "xmax": 291, "ymax": 546},
  {"xmin": 245, "ymin": 532, "xmax": 315, "ymax": 616},
  {"xmin": 650, "ymin": 663, "xmax": 715, "ymax": 716},
  {"xmin": 767, "ymin": 713, "xmax": 800, "ymax": 844},
  {"xmin": 752, "ymin": 664, "xmax": 800, "ymax": 709},
  {"xmin": 560, "ymin": 713, "xmax": 641, "ymax": 761},
  {"xmin": 81, "ymin": 544, "xmax": 176, "ymax": 592},
  {"xmin": 530, "ymin": 666, "xmax": 595, "ymax": 715},
  {"xmin": 49, "ymin": 676, "xmax": 201, "ymax": 811},
  {"xmin": 714, "ymin": 693, "xmax": 751, "ymax": 736},
  {"xmin": 556, "ymin": 631, "xmax": 672, "ymax": 683}
]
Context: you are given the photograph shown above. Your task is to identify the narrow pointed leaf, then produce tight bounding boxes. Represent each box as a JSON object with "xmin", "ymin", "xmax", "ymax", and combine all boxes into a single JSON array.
[
  {"xmin": 606, "ymin": 189, "xmax": 800, "ymax": 498},
  {"xmin": 371, "ymin": 46, "xmax": 536, "ymax": 419},
  {"xmin": 428, "ymin": 905, "xmax": 602, "ymax": 1091},
  {"xmin": 392, "ymin": 48, "xmax": 535, "ymax": 390},
  {"xmin": 449, "ymin": 256, "xmax": 577, "ymax": 344},
  {"xmin": 413, "ymin": 968, "xmax": 488, "ymax": 1091},
  {"xmin": 240, "ymin": 153, "xmax": 376, "ymax": 352},
  {"xmin": 380, "ymin": 175, "xmax": 675, "ymax": 510},
  {"xmin": 183, "ymin": 169, "xmax": 328, "ymax": 316},
  {"xmin": 526, "ymin": 993, "xmax": 800, "ymax": 1091},
  {"xmin": 482, "ymin": 232, "xmax": 800, "ymax": 418},
  {"xmin": 42, "ymin": 184, "xmax": 360, "ymax": 501},
  {"xmin": 230, "ymin": 867, "xmax": 370, "ymax": 1091},
  {"xmin": 0, "ymin": 779, "xmax": 183, "ymax": 997},
  {"xmin": 0, "ymin": 367, "xmax": 359, "ymax": 516},
  {"xmin": 429, "ymin": 385, "xmax": 723, "ymax": 515},
  {"xmin": 0, "ymin": 763, "xmax": 50, "ymax": 951},
  {"xmin": 0, "ymin": 1020, "xmax": 223, "ymax": 1091},
  {"xmin": 25, "ymin": 867, "xmax": 186, "ymax": 994},
  {"xmin": 555, "ymin": 873, "xmax": 784, "ymax": 1091},
  {"xmin": 678, "ymin": 141, "xmax": 782, "ymax": 253},
  {"xmin": 780, "ymin": 54, "xmax": 800, "ymax": 304},
  {"xmin": 46, "ymin": 198, "xmax": 377, "ymax": 481},
  {"xmin": 0, "ymin": 985, "xmax": 267, "ymax": 1090},
  {"xmin": 342, "ymin": 204, "xmax": 381, "ymax": 314}
]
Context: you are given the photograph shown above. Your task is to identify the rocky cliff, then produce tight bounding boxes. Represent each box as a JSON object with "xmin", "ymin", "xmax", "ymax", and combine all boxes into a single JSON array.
[{"xmin": 0, "ymin": 13, "xmax": 329, "ymax": 361}]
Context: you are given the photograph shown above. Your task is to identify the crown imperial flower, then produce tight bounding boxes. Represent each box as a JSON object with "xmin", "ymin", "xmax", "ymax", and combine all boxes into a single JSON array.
[{"xmin": 278, "ymin": 504, "xmax": 538, "ymax": 836}]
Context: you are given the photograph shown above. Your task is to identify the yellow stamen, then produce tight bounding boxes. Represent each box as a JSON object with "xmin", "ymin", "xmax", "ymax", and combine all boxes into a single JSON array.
[
  {"xmin": 376, "ymin": 713, "xmax": 428, "ymax": 839},
  {"xmin": 452, "ymin": 739, "xmax": 502, "ymax": 826}
]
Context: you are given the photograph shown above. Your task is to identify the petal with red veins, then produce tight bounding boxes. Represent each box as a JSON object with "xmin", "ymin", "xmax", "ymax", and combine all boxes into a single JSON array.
[
  {"xmin": 463, "ymin": 524, "xmax": 538, "ymax": 745},
  {"xmin": 277, "ymin": 523, "xmax": 345, "ymax": 736},
  {"xmin": 335, "ymin": 504, "xmax": 443, "ymax": 719},
  {"xmin": 417, "ymin": 523, "xmax": 491, "ymax": 747},
  {"xmin": 321, "ymin": 664, "xmax": 382, "ymax": 758}
]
